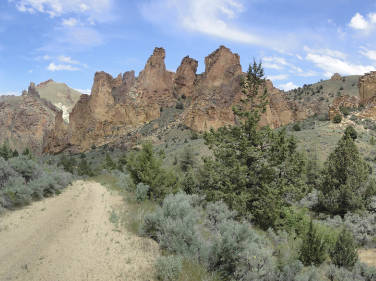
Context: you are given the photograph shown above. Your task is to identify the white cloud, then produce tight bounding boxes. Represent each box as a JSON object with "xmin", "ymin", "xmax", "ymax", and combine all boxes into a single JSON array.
[
  {"xmin": 12, "ymin": 0, "xmax": 113, "ymax": 22},
  {"xmin": 278, "ymin": 82, "xmax": 298, "ymax": 91},
  {"xmin": 303, "ymin": 46, "xmax": 346, "ymax": 59},
  {"xmin": 359, "ymin": 47, "xmax": 376, "ymax": 61},
  {"xmin": 263, "ymin": 56, "xmax": 302, "ymax": 73},
  {"xmin": 140, "ymin": 0, "xmax": 278, "ymax": 48},
  {"xmin": 296, "ymin": 70, "xmax": 317, "ymax": 77},
  {"xmin": 75, "ymin": 88, "xmax": 91, "ymax": 95},
  {"xmin": 47, "ymin": 62, "xmax": 79, "ymax": 71},
  {"xmin": 306, "ymin": 53, "xmax": 375, "ymax": 77},
  {"xmin": 348, "ymin": 12, "xmax": 376, "ymax": 32},
  {"xmin": 267, "ymin": 74, "xmax": 288, "ymax": 81},
  {"xmin": 58, "ymin": 55, "xmax": 80, "ymax": 64},
  {"xmin": 349, "ymin": 13, "xmax": 369, "ymax": 30},
  {"xmin": 263, "ymin": 62, "xmax": 283, "ymax": 70},
  {"xmin": 62, "ymin": 17, "xmax": 78, "ymax": 27}
]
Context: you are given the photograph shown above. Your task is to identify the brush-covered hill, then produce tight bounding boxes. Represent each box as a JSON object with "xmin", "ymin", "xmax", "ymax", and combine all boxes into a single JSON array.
[{"xmin": 285, "ymin": 74, "xmax": 360, "ymax": 119}]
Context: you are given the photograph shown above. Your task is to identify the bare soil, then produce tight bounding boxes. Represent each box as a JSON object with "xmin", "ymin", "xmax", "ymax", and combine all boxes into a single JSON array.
[{"xmin": 0, "ymin": 180, "xmax": 158, "ymax": 281}]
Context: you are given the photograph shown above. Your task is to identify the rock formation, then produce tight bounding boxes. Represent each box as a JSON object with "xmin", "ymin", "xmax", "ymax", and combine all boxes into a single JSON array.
[
  {"xmin": 359, "ymin": 71, "xmax": 376, "ymax": 105},
  {"xmin": 0, "ymin": 83, "xmax": 60, "ymax": 153},
  {"xmin": 328, "ymin": 95, "xmax": 359, "ymax": 120},
  {"xmin": 331, "ymin": 73, "xmax": 342, "ymax": 81},
  {"xmin": 44, "ymin": 46, "xmax": 309, "ymax": 153}
]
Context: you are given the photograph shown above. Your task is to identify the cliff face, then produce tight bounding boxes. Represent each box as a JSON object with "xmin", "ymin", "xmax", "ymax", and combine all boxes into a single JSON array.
[
  {"xmin": 44, "ymin": 46, "xmax": 307, "ymax": 153},
  {"xmin": 0, "ymin": 83, "xmax": 60, "ymax": 154},
  {"xmin": 359, "ymin": 72, "xmax": 376, "ymax": 105}
]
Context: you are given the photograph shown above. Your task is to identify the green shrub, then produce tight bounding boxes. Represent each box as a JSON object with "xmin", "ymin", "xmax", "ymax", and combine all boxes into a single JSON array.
[
  {"xmin": 136, "ymin": 183, "xmax": 149, "ymax": 202},
  {"xmin": 115, "ymin": 172, "xmax": 135, "ymax": 192},
  {"xmin": 330, "ymin": 228, "xmax": 358, "ymax": 268},
  {"xmin": 294, "ymin": 266, "xmax": 322, "ymax": 281},
  {"xmin": 340, "ymin": 107, "xmax": 350, "ymax": 116},
  {"xmin": 103, "ymin": 153, "xmax": 116, "ymax": 170},
  {"xmin": 127, "ymin": 143, "xmax": 180, "ymax": 200},
  {"xmin": 333, "ymin": 114, "xmax": 342, "ymax": 124},
  {"xmin": 0, "ymin": 143, "xmax": 13, "ymax": 160},
  {"xmin": 344, "ymin": 125, "xmax": 357, "ymax": 140},
  {"xmin": 276, "ymin": 207, "xmax": 311, "ymax": 237},
  {"xmin": 78, "ymin": 158, "xmax": 94, "ymax": 176},
  {"xmin": 209, "ymin": 219, "xmax": 276, "ymax": 280},
  {"xmin": 58, "ymin": 155, "xmax": 77, "ymax": 174},
  {"xmin": 2, "ymin": 176, "xmax": 30, "ymax": 207},
  {"xmin": 155, "ymin": 255, "xmax": 183, "ymax": 281},
  {"xmin": 0, "ymin": 157, "xmax": 16, "ymax": 188},
  {"xmin": 299, "ymin": 221, "xmax": 328, "ymax": 266},
  {"xmin": 179, "ymin": 147, "xmax": 196, "ymax": 172},
  {"xmin": 141, "ymin": 193, "xmax": 203, "ymax": 258},
  {"xmin": 8, "ymin": 156, "xmax": 42, "ymax": 183},
  {"xmin": 292, "ymin": 123, "xmax": 302, "ymax": 131},
  {"xmin": 205, "ymin": 201, "xmax": 237, "ymax": 230}
]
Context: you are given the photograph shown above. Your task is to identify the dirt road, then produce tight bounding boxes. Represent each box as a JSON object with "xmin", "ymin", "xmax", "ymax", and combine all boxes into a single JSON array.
[{"xmin": 0, "ymin": 180, "xmax": 158, "ymax": 281}]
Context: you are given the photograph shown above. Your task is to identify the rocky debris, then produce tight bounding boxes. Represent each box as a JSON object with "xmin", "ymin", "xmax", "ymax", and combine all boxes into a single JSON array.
[
  {"xmin": 44, "ymin": 46, "xmax": 309, "ymax": 153},
  {"xmin": 331, "ymin": 73, "xmax": 342, "ymax": 81},
  {"xmin": 328, "ymin": 95, "xmax": 359, "ymax": 120},
  {"xmin": 0, "ymin": 83, "xmax": 60, "ymax": 154},
  {"xmin": 359, "ymin": 71, "xmax": 376, "ymax": 105}
]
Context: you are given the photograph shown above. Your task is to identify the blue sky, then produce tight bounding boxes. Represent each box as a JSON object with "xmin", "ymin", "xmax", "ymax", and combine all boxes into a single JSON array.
[{"xmin": 1, "ymin": 0, "xmax": 376, "ymax": 94}]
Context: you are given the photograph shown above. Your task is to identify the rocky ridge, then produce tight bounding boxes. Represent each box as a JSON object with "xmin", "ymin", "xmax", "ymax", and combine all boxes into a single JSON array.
[
  {"xmin": 0, "ymin": 83, "xmax": 60, "ymax": 153},
  {"xmin": 44, "ymin": 46, "xmax": 309, "ymax": 153}
]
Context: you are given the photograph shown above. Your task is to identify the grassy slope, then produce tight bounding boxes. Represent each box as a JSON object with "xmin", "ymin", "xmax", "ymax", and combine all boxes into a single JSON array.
[
  {"xmin": 36, "ymin": 81, "xmax": 81, "ymax": 121},
  {"xmin": 285, "ymin": 75, "xmax": 360, "ymax": 116}
]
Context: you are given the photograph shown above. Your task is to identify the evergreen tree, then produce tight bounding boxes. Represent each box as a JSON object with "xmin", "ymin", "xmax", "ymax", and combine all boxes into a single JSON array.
[
  {"xmin": 330, "ymin": 228, "xmax": 358, "ymax": 268},
  {"xmin": 299, "ymin": 220, "xmax": 328, "ymax": 266},
  {"xmin": 0, "ymin": 142, "xmax": 13, "ymax": 160},
  {"xmin": 318, "ymin": 130, "xmax": 376, "ymax": 215},
  {"xmin": 78, "ymin": 158, "xmax": 94, "ymax": 176},
  {"xmin": 127, "ymin": 143, "xmax": 180, "ymax": 200},
  {"xmin": 197, "ymin": 61, "xmax": 307, "ymax": 229},
  {"xmin": 104, "ymin": 153, "xmax": 116, "ymax": 170},
  {"xmin": 333, "ymin": 114, "xmax": 342, "ymax": 123},
  {"xmin": 12, "ymin": 149, "xmax": 19, "ymax": 158},
  {"xmin": 22, "ymin": 147, "xmax": 32, "ymax": 159},
  {"xmin": 344, "ymin": 125, "xmax": 357, "ymax": 140},
  {"xmin": 117, "ymin": 153, "xmax": 127, "ymax": 171},
  {"xmin": 179, "ymin": 146, "xmax": 196, "ymax": 172},
  {"xmin": 306, "ymin": 151, "xmax": 321, "ymax": 188},
  {"xmin": 58, "ymin": 155, "xmax": 77, "ymax": 174}
]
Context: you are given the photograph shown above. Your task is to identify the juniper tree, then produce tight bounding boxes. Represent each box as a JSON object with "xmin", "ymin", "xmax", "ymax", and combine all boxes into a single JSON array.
[
  {"xmin": 330, "ymin": 228, "xmax": 358, "ymax": 268},
  {"xmin": 0, "ymin": 143, "xmax": 13, "ymax": 160},
  {"xmin": 198, "ymin": 61, "xmax": 307, "ymax": 229},
  {"xmin": 127, "ymin": 143, "xmax": 180, "ymax": 200},
  {"xmin": 318, "ymin": 129, "xmax": 376, "ymax": 215},
  {"xmin": 299, "ymin": 220, "xmax": 328, "ymax": 266}
]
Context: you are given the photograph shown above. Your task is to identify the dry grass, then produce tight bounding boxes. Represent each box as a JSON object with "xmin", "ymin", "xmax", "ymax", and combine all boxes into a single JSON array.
[{"xmin": 359, "ymin": 249, "xmax": 376, "ymax": 267}]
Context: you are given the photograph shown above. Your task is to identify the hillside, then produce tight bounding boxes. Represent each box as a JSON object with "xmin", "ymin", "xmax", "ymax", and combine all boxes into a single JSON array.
[
  {"xmin": 285, "ymin": 74, "xmax": 361, "ymax": 119},
  {"xmin": 36, "ymin": 80, "xmax": 81, "ymax": 122},
  {"xmin": 0, "ymin": 83, "xmax": 59, "ymax": 154}
]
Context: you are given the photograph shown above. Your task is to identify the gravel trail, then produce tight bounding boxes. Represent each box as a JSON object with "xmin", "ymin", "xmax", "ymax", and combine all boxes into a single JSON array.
[{"xmin": 0, "ymin": 180, "xmax": 158, "ymax": 281}]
